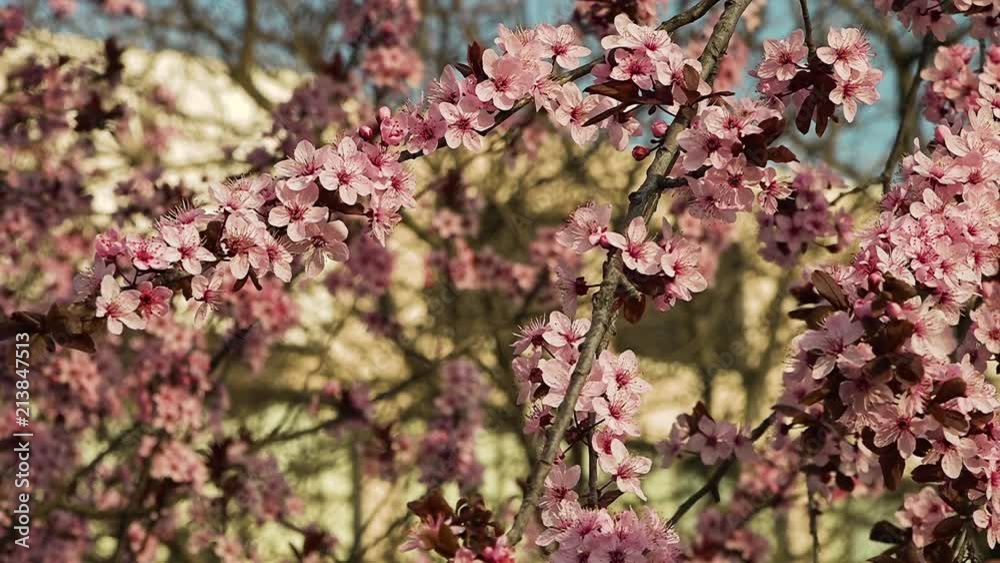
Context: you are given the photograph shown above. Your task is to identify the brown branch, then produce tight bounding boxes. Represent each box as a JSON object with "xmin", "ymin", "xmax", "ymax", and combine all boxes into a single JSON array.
[
  {"xmin": 798, "ymin": 0, "xmax": 817, "ymax": 57},
  {"xmin": 504, "ymin": 0, "xmax": 756, "ymax": 546}
]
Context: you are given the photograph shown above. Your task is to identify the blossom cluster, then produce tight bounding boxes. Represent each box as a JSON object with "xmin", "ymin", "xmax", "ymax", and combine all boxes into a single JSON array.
[
  {"xmin": 555, "ymin": 203, "xmax": 708, "ymax": 312},
  {"xmin": 505, "ymin": 311, "xmax": 681, "ymax": 560},
  {"xmin": 874, "ymin": 0, "xmax": 1000, "ymax": 41},
  {"xmin": 775, "ymin": 87, "xmax": 1000, "ymax": 556},
  {"xmin": 756, "ymin": 163, "xmax": 854, "ymax": 266},
  {"xmin": 419, "ymin": 359, "xmax": 487, "ymax": 491},
  {"xmin": 755, "ymin": 27, "xmax": 882, "ymax": 127}
]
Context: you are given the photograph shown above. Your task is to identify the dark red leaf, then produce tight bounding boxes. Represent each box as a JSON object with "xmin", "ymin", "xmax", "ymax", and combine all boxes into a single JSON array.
[
  {"xmin": 870, "ymin": 520, "xmax": 907, "ymax": 544},
  {"xmin": 810, "ymin": 270, "xmax": 850, "ymax": 310},
  {"xmin": 880, "ymin": 450, "xmax": 905, "ymax": 491},
  {"xmin": 933, "ymin": 378, "xmax": 966, "ymax": 405},
  {"xmin": 767, "ymin": 145, "xmax": 798, "ymax": 163},
  {"xmin": 623, "ymin": 295, "xmax": 646, "ymax": 324}
]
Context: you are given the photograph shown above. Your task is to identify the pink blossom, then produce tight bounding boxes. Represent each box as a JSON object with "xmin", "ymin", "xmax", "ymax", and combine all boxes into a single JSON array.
[
  {"xmin": 135, "ymin": 281, "xmax": 172, "ymax": 319},
  {"xmin": 439, "ymin": 102, "xmax": 493, "ymax": 151},
  {"xmin": 609, "ymin": 49, "xmax": 656, "ymax": 90},
  {"xmin": 536, "ymin": 24, "xmax": 590, "ymax": 69},
  {"xmin": 597, "ymin": 350, "xmax": 651, "ymax": 396},
  {"xmin": 598, "ymin": 440, "xmax": 651, "ymax": 501},
  {"xmin": 267, "ymin": 181, "xmax": 328, "ymax": 241},
  {"xmin": 126, "ymin": 235, "xmax": 180, "ymax": 271},
  {"xmin": 816, "ymin": 27, "xmax": 872, "ymax": 80},
  {"xmin": 657, "ymin": 230, "xmax": 707, "ymax": 309},
  {"xmin": 296, "ymin": 220, "xmax": 350, "ymax": 278},
  {"xmin": 552, "ymin": 83, "xmax": 605, "ymax": 145},
  {"xmin": 757, "ymin": 29, "xmax": 807, "ymax": 81},
  {"xmin": 191, "ymin": 270, "xmax": 225, "ymax": 325},
  {"xmin": 476, "ymin": 50, "xmax": 532, "ymax": 110},
  {"xmin": 609, "ymin": 217, "xmax": 661, "ymax": 274},
  {"xmin": 160, "ymin": 224, "xmax": 215, "ymax": 275},
  {"xmin": 873, "ymin": 406, "xmax": 925, "ymax": 458},
  {"xmin": 830, "ymin": 67, "xmax": 883, "ymax": 123},
  {"xmin": 799, "ymin": 311, "xmax": 864, "ymax": 378},
  {"xmin": 592, "ymin": 387, "xmax": 641, "ymax": 436},
  {"xmin": 95, "ymin": 275, "xmax": 143, "ymax": 334},
  {"xmin": 541, "ymin": 461, "xmax": 581, "ymax": 510},
  {"xmin": 555, "ymin": 202, "xmax": 625, "ymax": 253},
  {"xmin": 274, "ymin": 140, "xmax": 328, "ymax": 191},
  {"xmin": 318, "ymin": 138, "xmax": 377, "ymax": 205},
  {"xmin": 222, "ymin": 215, "xmax": 267, "ymax": 280},
  {"xmin": 543, "ymin": 311, "xmax": 591, "ymax": 349},
  {"xmin": 686, "ymin": 417, "xmax": 737, "ymax": 465}
]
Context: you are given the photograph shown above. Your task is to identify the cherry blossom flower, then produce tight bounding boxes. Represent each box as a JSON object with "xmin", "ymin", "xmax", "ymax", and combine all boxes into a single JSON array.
[
  {"xmin": 135, "ymin": 281, "xmax": 172, "ymax": 320},
  {"xmin": 598, "ymin": 440, "xmax": 651, "ymax": 501},
  {"xmin": 318, "ymin": 138, "xmax": 377, "ymax": 205},
  {"xmin": 799, "ymin": 311, "xmax": 865, "ymax": 378},
  {"xmin": 543, "ymin": 311, "xmax": 591, "ymax": 349},
  {"xmin": 296, "ymin": 220, "xmax": 350, "ymax": 278},
  {"xmin": 873, "ymin": 406, "xmax": 925, "ymax": 458},
  {"xmin": 259, "ymin": 233, "xmax": 293, "ymax": 283},
  {"xmin": 536, "ymin": 24, "xmax": 590, "ymax": 69},
  {"xmin": 816, "ymin": 28, "xmax": 872, "ymax": 80},
  {"xmin": 609, "ymin": 217, "xmax": 661, "ymax": 274},
  {"xmin": 556, "ymin": 202, "xmax": 625, "ymax": 253},
  {"xmin": 476, "ymin": 49, "xmax": 532, "ymax": 110},
  {"xmin": 222, "ymin": 216, "xmax": 268, "ymax": 280},
  {"xmin": 95, "ymin": 274, "xmax": 143, "ymax": 335},
  {"xmin": 541, "ymin": 461, "xmax": 581, "ymax": 510},
  {"xmin": 592, "ymin": 387, "xmax": 641, "ymax": 436},
  {"xmin": 160, "ymin": 224, "xmax": 215, "ymax": 275},
  {"xmin": 657, "ymin": 230, "xmax": 707, "ymax": 309},
  {"xmin": 686, "ymin": 417, "xmax": 736, "ymax": 465},
  {"xmin": 609, "ymin": 49, "xmax": 656, "ymax": 90},
  {"xmin": 267, "ymin": 182, "xmax": 328, "ymax": 241},
  {"xmin": 597, "ymin": 350, "xmax": 651, "ymax": 396},
  {"xmin": 439, "ymin": 102, "xmax": 493, "ymax": 151},
  {"xmin": 274, "ymin": 140, "xmax": 328, "ymax": 191},
  {"xmin": 830, "ymin": 67, "xmax": 883, "ymax": 122},
  {"xmin": 552, "ymin": 83, "xmax": 605, "ymax": 145},
  {"xmin": 127, "ymin": 235, "xmax": 180, "ymax": 271},
  {"xmin": 191, "ymin": 270, "xmax": 225, "ymax": 325},
  {"xmin": 210, "ymin": 176, "xmax": 268, "ymax": 217},
  {"xmin": 974, "ymin": 507, "xmax": 1000, "ymax": 549},
  {"xmin": 971, "ymin": 306, "xmax": 1000, "ymax": 353},
  {"xmin": 757, "ymin": 29, "xmax": 807, "ymax": 81}
]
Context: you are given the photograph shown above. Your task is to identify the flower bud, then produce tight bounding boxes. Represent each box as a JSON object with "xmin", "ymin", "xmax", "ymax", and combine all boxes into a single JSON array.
[
  {"xmin": 886, "ymin": 302, "xmax": 903, "ymax": 318},
  {"xmin": 651, "ymin": 119, "xmax": 668, "ymax": 137},
  {"xmin": 632, "ymin": 145, "xmax": 652, "ymax": 161},
  {"xmin": 358, "ymin": 125, "xmax": 374, "ymax": 141},
  {"xmin": 377, "ymin": 106, "xmax": 392, "ymax": 123}
]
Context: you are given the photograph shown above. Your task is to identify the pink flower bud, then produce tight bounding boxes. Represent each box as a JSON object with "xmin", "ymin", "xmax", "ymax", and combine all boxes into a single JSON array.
[
  {"xmin": 358, "ymin": 125, "xmax": 374, "ymax": 141},
  {"xmin": 651, "ymin": 119, "xmax": 668, "ymax": 137},
  {"xmin": 867, "ymin": 272, "xmax": 883, "ymax": 289},
  {"xmin": 632, "ymin": 146, "xmax": 651, "ymax": 161},
  {"xmin": 886, "ymin": 302, "xmax": 903, "ymax": 318},
  {"xmin": 377, "ymin": 106, "xmax": 392, "ymax": 123}
]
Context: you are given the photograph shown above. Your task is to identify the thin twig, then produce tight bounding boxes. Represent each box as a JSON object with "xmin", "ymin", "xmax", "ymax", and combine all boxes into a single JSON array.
[
  {"xmin": 808, "ymin": 485, "xmax": 821, "ymax": 563},
  {"xmin": 797, "ymin": 0, "xmax": 817, "ymax": 57}
]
